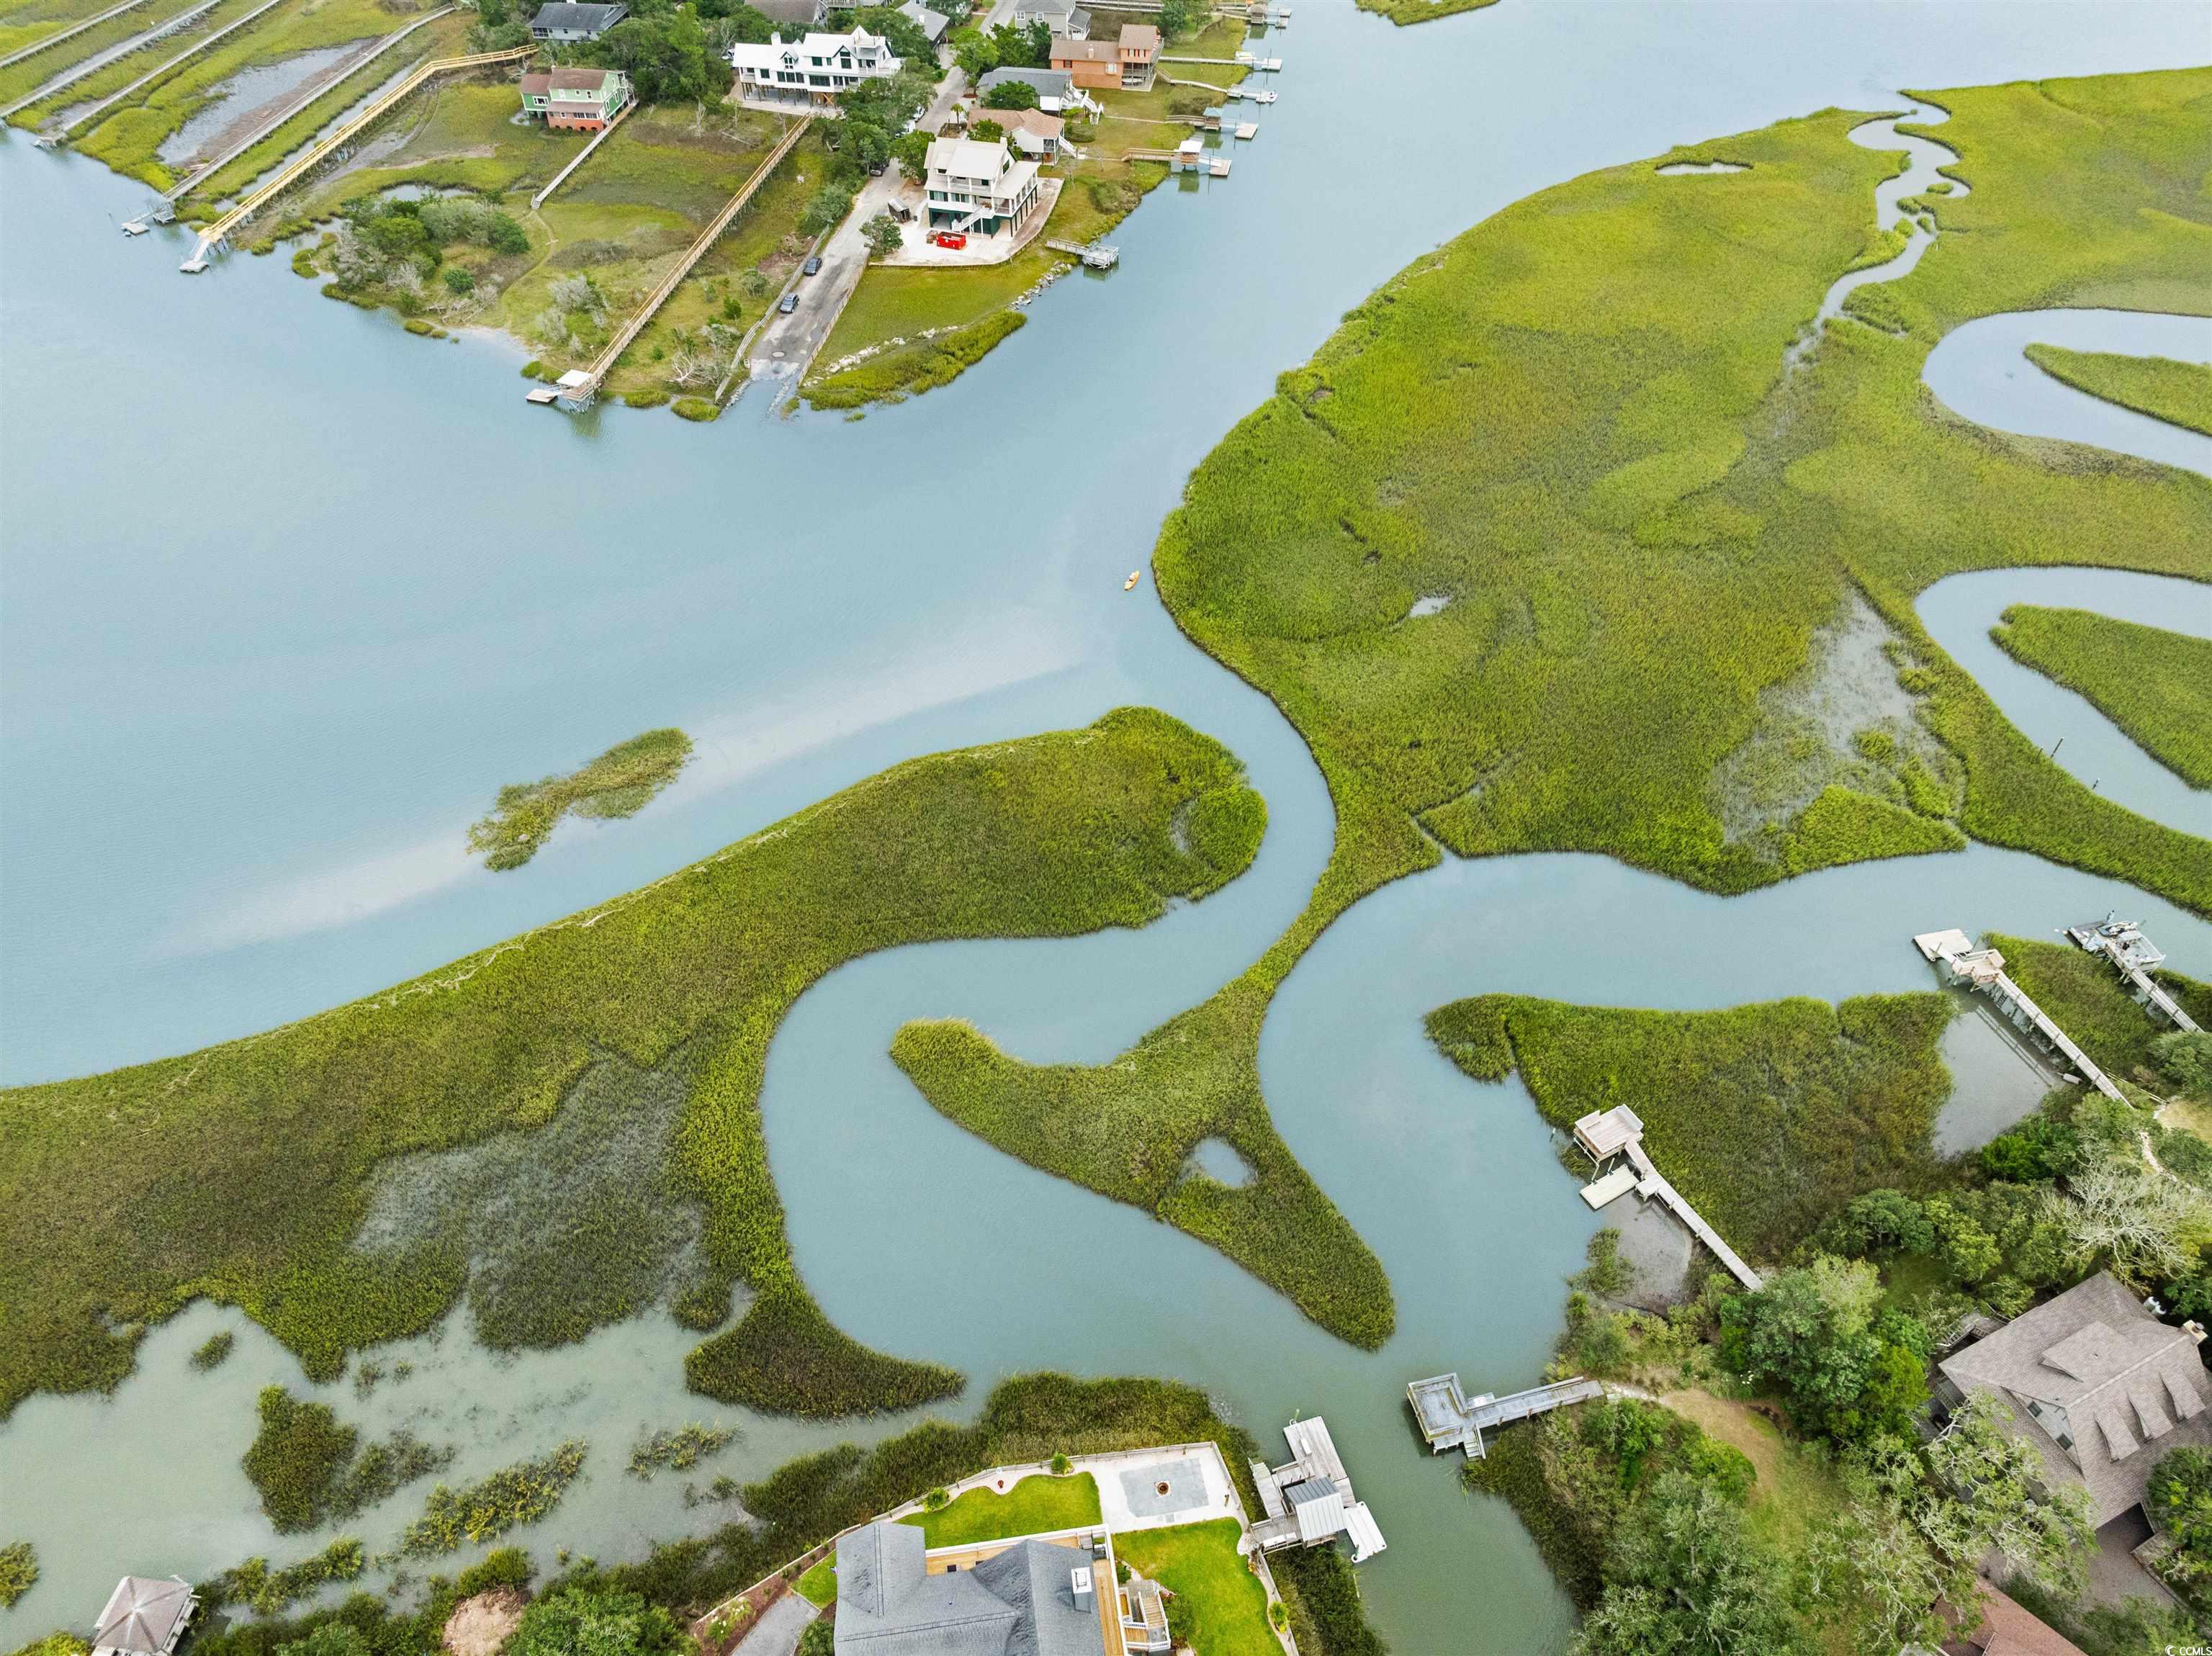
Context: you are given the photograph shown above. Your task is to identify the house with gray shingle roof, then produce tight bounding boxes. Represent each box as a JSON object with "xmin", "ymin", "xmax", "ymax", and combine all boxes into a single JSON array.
[
  {"xmin": 1938, "ymin": 1271, "xmax": 2212, "ymax": 1528},
  {"xmin": 833, "ymin": 1520, "xmax": 1105, "ymax": 1655}
]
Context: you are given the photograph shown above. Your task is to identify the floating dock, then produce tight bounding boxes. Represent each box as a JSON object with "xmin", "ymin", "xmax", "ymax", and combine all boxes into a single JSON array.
[
  {"xmin": 1244, "ymin": 1416, "xmax": 1385, "ymax": 1561},
  {"xmin": 1045, "ymin": 238, "xmax": 1119, "ymax": 269},
  {"xmin": 2069, "ymin": 916, "xmax": 2200, "ymax": 1034},
  {"xmin": 1406, "ymin": 1374, "xmax": 1604, "ymax": 1459},
  {"xmin": 1915, "ymin": 929, "xmax": 2128, "ymax": 1102}
]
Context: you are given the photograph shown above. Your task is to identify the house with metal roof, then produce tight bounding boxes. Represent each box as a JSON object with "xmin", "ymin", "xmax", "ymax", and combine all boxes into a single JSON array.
[
  {"xmin": 1938, "ymin": 1272, "xmax": 2212, "ymax": 1529},
  {"xmin": 832, "ymin": 1519, "xmax": 1105, "ymax": 1655},
  {"xmin": 1245, "ymin": 1416, "xmax": 1386, "ymax": 1563},
  {"xmin": 91, "ymin": 1577, "xmax": 197, "ymax": 1656},
  {"xmin": 975, "ymin": 67, "xmax": 1097, "ymax": 118},
  {"xmin": 896, "ymin": 0, "xmax": 950, "ymax": 45},
  {"xmin": 528, "ymin": 1, "xmax": 627, "ymax": 40},
  {"xmin": 923, "ymin": 134, "xmax": 1041, "ymax": 237}
]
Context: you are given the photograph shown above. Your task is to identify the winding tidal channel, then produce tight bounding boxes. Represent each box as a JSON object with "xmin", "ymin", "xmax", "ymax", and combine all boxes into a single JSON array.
[{"xmin": 4, "ymin": 4, "xmax": 2211, "ymax": 1651}]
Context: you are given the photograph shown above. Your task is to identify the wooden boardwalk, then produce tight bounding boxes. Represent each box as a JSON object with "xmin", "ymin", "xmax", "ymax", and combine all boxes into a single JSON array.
[
  {"xmin": 166, "ymin": 5, "xmax": 455, "ymax": 201},
  {"xmin": 0, "ymin": 0, "xmax": 162, "ymax": 72},
  {"xmin": 1408, "ymin": 1374, "xmax": 1604, "ymax": 1458},
  {"xmin": 0, "ymin": 0, "xmax": 222, "ymax": 120},
  {"xmin": 530, "ymin": 96, "xmax": 631, "ymax": 208},
  {"xmin": 182, "ymin": 42, "xmax": 534, "ymax": 269},
  {"xmin": 1915, "ymin": 929, "xmax": 2128, "ymax": 1102},
  {"xmin": 2069, "ymin": 917, "xmax": 2202, "ymax": 1035},
  {"xmin": 554, "ymin": 114, "xmax": 811, "ymax": 405}
]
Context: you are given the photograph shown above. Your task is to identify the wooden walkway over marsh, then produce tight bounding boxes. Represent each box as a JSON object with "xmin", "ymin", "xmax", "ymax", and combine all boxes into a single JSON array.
[
  {"xmin": 1915, "ymin": 929, "xmax": 2128, "ymax": 1102},
  {"xmin": 182, "ymin": 42, "xmax": 533, "ymax": 269},
  {"xmin": 165, "ymin": 5, "xmax": 454, "ymax": 201},
  {"xmin": 1407, "ymin": 1374, "xmax": 1604, "ymax": 1458},
  {"xmin": 550, "ymin": 114, "xmax": 811, "ymax": 407}
]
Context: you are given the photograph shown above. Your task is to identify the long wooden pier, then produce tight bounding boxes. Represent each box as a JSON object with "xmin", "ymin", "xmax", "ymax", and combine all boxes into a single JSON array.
[
  {"xmin": 0, "ymin": 0, "xmax": 162, "ymax": 72},
  {"xmin": 529, "ymin": 95, "xmax": 629, "ymax": 208},
  {"xmin": 181, "ymin": 42, "xmax": 534, "ymax": 269},
  {"xmin": 552, "ymin": 114, "xmax": 811, "ymax": 406},
  {"xmin": 2069, "ymin": 917, "xmax": 2202, "ymax": 1035},
  {"xmin": 0, "ymin": 0, "xmax": 222, "ymax": 120},
  {"xmin": 1915, "ymin": 929, "xmax": 2128, "ymax": 1102},
  {"xmin": 166, "ymin": 5, "xmax": 454, "ymax": 201},
  {"xmin": 48, "ymin": 0, "xmax": 287, "ymax": 137},
  {"xmin": 1407, "ymin": 1374, "xmax": 1604, "ymax": 1459}
]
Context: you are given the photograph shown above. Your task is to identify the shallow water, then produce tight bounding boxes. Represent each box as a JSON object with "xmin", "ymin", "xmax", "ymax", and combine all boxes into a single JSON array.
[
  {"xmin": 1918, "ymin": 567, "xmax": 2211, "ymax": 832},
  {"xmin": 156, "ymin": 42, "xmax": 356, "ymax": 163},
  {"xmin": 1924, "ymin": 306, "xmax": 2212, "ymax": 478},
  {"xmin": 6, "ymin": 4, "xmax": 2212, "ymax": 1652}
]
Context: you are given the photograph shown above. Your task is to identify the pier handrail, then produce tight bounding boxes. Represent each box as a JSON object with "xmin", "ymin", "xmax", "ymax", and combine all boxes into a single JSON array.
[
  {"xmin": 565, "ymin": 113, "xmax": 811, "ymax": 401},
  {"xmin": 166, "ymin": 5, "xmax": 455, "ymax": 199},
  {"xmin": 0, "ymin": 0, "xmax": 160, "ymax": 72},
  {"xmin": 185, "ymin": 42, "xmax": 534, "ymax": 266}
]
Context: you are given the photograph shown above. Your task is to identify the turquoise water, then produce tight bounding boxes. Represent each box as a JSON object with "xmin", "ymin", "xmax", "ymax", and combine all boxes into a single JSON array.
[{"xmin": 4, "ymin": 3, "xmax": 2211, "ymax": 1651}]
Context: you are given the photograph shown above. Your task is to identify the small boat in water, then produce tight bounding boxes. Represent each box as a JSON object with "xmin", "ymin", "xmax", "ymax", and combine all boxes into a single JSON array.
[{"xmin": 1125, "ymin": 570, "xmax": 1141, "ymax": 590}]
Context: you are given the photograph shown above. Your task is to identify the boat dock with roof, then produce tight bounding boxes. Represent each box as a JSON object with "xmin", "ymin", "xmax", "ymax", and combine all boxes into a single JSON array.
[
  {"xmin": 1915, "ymin": 929, "xmax": 2128, "ymax": 1102},
  {"xmin": 2069, "ymin": 914, "xmax": 2200, "ymax": 1034},
  {"xmin": 1245, "ymin": 1416, "xmax": 1386, "ymax": 1562}
]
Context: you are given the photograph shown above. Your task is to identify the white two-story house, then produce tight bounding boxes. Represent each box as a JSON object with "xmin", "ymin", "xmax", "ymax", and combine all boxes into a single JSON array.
[
  {"xmin": 727, "ymin": 27, "xmax": 902, "ymax": 110},
  {"xmin": 922, "ymin": 135, "xmax": 1041, "ymax": 238}
]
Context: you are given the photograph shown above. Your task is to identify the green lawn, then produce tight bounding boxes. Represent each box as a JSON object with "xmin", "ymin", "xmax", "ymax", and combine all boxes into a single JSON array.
[
  {"xmin": 0, "ymin": 709, "xmax": 1269, "ymax": 1422},
  {"xmin": 1111, "ymin": 1520, "xmax": 1277, "ymax": 1656},
  {"xmin": 901, "ymin": 1472, "xmax": 1102, "ymax": 1547},
  {"xmin": 1991, "ymin": 606, "xmax": 2212, "ymax": 788},
  {"xmin": 794, "ymin": 1557, "xmax": 837, "ymax": 1607},
  {"xmin": 2023, "ymin": 343, "xmax": 2212, "ymax": 438}
]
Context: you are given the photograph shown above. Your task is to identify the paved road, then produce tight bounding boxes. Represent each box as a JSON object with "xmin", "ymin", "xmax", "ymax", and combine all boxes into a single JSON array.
[{"xmin": 744, "ymin": 0, "xmax": 1022, "ymax": 397}]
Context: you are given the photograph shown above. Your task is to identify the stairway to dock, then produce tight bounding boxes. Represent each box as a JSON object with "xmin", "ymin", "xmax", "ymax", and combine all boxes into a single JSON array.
[
  {"xmin": 1406, "ymin": 1374, "xmax": 1604, "ymax": 1458},
  {"xmin": 2069, "ymin": 917, "xmax": 2202, "ymax": 1035}
]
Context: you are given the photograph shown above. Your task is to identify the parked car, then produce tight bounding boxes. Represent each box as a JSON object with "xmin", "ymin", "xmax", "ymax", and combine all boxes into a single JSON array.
[
  {"xmin": 778, "ymin": 292, "xmax": 799, "ymax": 313},
  {"xmin": 803, "ymin": 256, "xmax": 822, "ymax": 276},
  {"xmin": 933, "ymin": 233, "xmax": 966, "ymax": 250}
]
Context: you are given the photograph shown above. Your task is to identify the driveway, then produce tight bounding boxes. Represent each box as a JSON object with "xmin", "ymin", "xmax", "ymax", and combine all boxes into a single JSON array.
[
  {"xmin": 744, "ymin": 0, "xmax": 1025, "ymax": 395},
  {"xmin": 745, "ymin": 163, "xmax": 909, "ymax": 396},
  {"xmin": 729, "ymin": 1592, "xmax": 817, "ymax": 1656}
]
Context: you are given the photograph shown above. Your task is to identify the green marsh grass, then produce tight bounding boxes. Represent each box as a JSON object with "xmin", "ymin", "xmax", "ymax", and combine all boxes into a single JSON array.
[
  {"xmin": 467, "ymin": 726, "xmax": 693, "ymax": 870},
  {"xmin": 401, "ymin": 1441, "xmax": 587, "ymax": 1554},
  {"xmin": 2022, "ymin": 343, "xmax": 2212, "ymax": 438},
  {"xmin": 1985, "ymin": 932, "xmax": 2212, "ymax": 1086},
  {"xmin": 181, "ymin": 1374, "xmax": 1380, "ymax": 1654},
  {"xmin": 242, "ymin": 1384, "xmax": 452, "ymax": 1531},
  {"xmin": 1990, "ymin": 606, "xmax": 2212, "ymax": 788},
  {"xmin": 1355, "ymin": 0, "xmax": 1498, "ymax": 23},
  {"xmin": 891, "ymin": 71, "xmax": 2212, "ymax": 1369},
  {"xmin": 1426, "ymin": 992, "xmax": 1956, "ymax": 1260},
  {"xmin": 0, "ymin": 711, "xmax": 1267, "ymax": 1421},
  {"xmin": 0, "ymin": 1540, "xmax": 37, "ymax": 1609}
]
